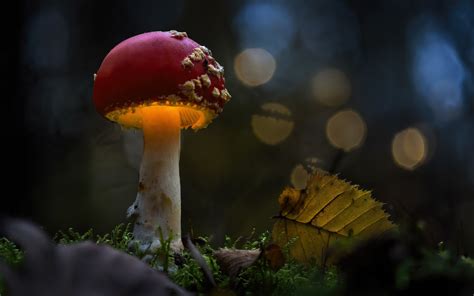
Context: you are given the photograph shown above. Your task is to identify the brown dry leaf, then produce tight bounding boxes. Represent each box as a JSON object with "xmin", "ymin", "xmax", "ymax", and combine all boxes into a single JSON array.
[
  {"xmin": 272, "ymin": 171, "xmax": 396, "ymax": 265},
  {"xmin": 263, "ymin": 243, "xmax": 285, "ymax": 271},
  {"xmin": 214, "ymin": 248, "xmax": 261, "ymax": 278}
]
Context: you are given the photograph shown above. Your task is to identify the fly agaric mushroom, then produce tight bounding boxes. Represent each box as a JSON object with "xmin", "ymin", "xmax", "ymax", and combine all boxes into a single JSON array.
[{"xmin": 92, "ymin": 31, "xmax": 231, "ymax": 251}]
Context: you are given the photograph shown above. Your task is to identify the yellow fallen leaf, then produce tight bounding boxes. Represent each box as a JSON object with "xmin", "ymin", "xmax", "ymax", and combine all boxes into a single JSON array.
[{"xmin": 272, "ymin": 171, "xmax": 396, "ymax": 265}]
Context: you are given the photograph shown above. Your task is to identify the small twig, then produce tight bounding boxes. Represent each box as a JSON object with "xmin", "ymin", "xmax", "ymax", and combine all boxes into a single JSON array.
[
  {"xmin": 329, "ymin": 149, "xmax": 344, "ymax": 174},
  {"xmin": 182, "ymin": 234, "xmax": 216, "ymax": 288}
]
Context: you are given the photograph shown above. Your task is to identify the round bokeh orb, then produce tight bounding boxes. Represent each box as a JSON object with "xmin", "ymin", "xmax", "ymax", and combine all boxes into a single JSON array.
[
  {"xmin": 234, "ymin": 48, "xmax": 276, "ymax": 87},
  {"xmin": 326, "ymin": 109, "xmax": 366, "ymax": 152},
  {"xmin": 392, "ymin": 128, "xmax": 427, "ymax": 170},
  {"xmin": 311, "ymin": 68, "xmax": 351, "ymax": 107},
  {"xmin": 251, "ymin": 102, "xmax": 294, "ymax": 145}
]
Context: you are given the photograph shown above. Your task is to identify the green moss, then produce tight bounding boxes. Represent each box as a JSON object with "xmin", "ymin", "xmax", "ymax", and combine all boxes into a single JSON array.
[
  {"xmin": 415, "ymin": 248, "xmax": 474, "ymax": 280},
  {"xmin": 234, "ymin": 260, "xmax": 340, "ymax": 296},
  {"xmin": 171, "ymin": 236, "xmax": 228, "ymax": 291},
  {"xmin": 169, "ymin": 232, "xmax": 340, "ymax": 295},
  {"xmin": 54, "ymin": 224, "xmax": 133, "ymax": 253},
  {"xmin": 0, "ymin": 225, "xmax": 473, "ymax": 295},
  {"xmin": 0, "ymin": 238, "xmax": 23, "ymax": 267},
  {"xmin": 0, "ymin": 238, "xmax": 24, "ymax": 294}
]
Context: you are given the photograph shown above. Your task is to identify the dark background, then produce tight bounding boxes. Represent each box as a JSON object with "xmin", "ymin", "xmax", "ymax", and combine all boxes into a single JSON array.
[{"xmin": 3, "ymin": 0, "xmax": 474, "ymax": 253}]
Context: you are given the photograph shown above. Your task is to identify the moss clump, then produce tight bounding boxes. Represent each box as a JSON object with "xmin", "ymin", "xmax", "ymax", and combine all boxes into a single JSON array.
[
  {"xmin": 1, "ymin": 224, "xmax": 473, "ymax": 295},
  {"xmin": 0, "ymin": 238, "xmax": 23, "ymax": 267},
  {"xmin": 54, "ymin": 223, "xmax": 133, "ymax": 252},
  {"xmin": 0, "ymin": 237, "xmax": 23, "ymax": 293}
]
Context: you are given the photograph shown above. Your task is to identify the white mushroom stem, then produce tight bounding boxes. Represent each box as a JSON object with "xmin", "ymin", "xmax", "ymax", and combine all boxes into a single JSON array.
[{"xmin": 127, "ymin": 106, "xmax": 182, "ymax": 251}]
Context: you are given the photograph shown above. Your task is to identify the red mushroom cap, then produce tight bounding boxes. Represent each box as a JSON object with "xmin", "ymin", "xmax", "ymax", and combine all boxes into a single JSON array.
[{"xmin": 93, "ymin": 31, "xmax": 231, "ymax": 130}]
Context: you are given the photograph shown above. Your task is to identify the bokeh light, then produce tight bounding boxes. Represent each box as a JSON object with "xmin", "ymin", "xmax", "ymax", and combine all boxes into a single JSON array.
[
  {"xmin": 290, "ymin": 157, "xmax": 323, "ymax": 190},
  {"xmin": 25, "ymin": 77, "xmax": 89, "ymax": 136},
  {"xmin": 392, "ymin": 128, "xmax": 427, "ymax": 170},
  {"xmin": 12, "ymin": 0, "xmax": 474, "ymax": 259},
  {"xmin": 304, "ymin": 157, "xmax": 322, "ymax": 173},
  {"xmin": 24, "ymin": 8, "xmax": 69, "ymax": 70},
  {"xmin": 311, "ymin": 68, "xmax": 351, "ymax": 107},
  {"xmin": 251, "ymin": 102, "xmax": 294, "ymax": 145},
  {"xmin": 290, "ymin": 164, "xmax": 309, "ymax": 190},
  {"xmin": 296, "ymin": 1, "xmax": 359, "ymax": 59},
  {"xmin": 233, "ymin": 3, "xmax": 295, "ymax": 55},
  {"xmin": 234, "ymin": 48, "xmax": 276, "ymax": 87},
  {"xmin": 410, "ymin": 19, "xmax": 465, "ymax": 121},
  {"xmin": 326, "ymin": 109, "xmax": 366, "ymax": 152},
  {"xmin": 126, "ymin": 0, "xmax": 184, "ymax": 30}
]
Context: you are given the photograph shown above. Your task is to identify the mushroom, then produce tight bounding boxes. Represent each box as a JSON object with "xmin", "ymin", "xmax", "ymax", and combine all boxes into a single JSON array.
[{"xmin": 92, "ymin": 31, "xmax": 231, "ymax": 251}]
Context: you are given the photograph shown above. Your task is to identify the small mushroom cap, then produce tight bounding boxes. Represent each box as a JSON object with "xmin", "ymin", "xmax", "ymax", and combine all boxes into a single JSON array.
[{"xmin": 93, "ymin": 31, "xmax": 231, "ymax": 130}]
